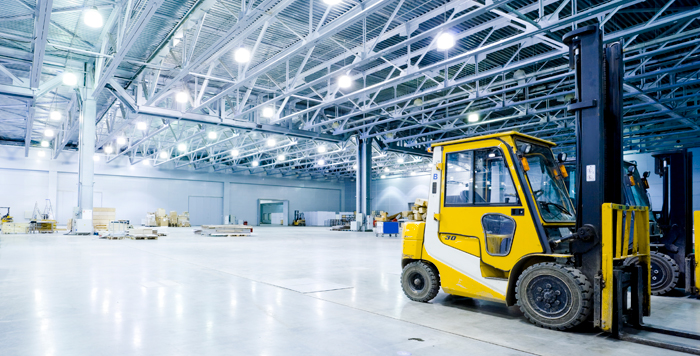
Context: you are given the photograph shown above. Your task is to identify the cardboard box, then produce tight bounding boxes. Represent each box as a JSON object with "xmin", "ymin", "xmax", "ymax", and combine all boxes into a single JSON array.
[{"xmin": 415, "ymin": 198, "xmax": 428, "ymax": 207}]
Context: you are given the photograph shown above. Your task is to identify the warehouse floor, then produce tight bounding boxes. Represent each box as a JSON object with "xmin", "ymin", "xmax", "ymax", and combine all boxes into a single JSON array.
[{"xmin": 0, "ymin": 227, "xmax": 698, "ymax": 355}]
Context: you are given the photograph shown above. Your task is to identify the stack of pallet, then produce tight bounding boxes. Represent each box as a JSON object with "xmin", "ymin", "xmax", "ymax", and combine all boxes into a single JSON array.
[
  {"xmin": 127, "ymin": 228, "xmax": 159, "ymax": 240},
  {"xmin": 196, "ymin": 225, "xmax": 253, "ymax": 237},
  {"xmin": 108, "ymin": 221, "xmax": 129, "ymax": 232},
  {"xmin": 1, "ymin": 222, "xmax": 30, "ymax": 234},
  {"xmin": 155, "ymin": 209, "xmax": 169, "ymax": 227},
  {"xmin": 93, "ymin": 208, "xmax": 116, "ymax": 231}
]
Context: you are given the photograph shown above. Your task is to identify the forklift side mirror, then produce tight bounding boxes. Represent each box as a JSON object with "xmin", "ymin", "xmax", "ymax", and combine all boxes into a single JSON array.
[
  {"xmin": 627, "ymin": 165, "xmax": 635, "ymax": 175},
  {"xmin": 643, "ymin": 171, "xmax": 650, "ymax": 178}
]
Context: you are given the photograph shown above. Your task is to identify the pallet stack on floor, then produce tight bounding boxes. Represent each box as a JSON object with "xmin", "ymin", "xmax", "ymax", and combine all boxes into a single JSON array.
[
  {"xmin": 127, "ymin": 228, "xmax": 160, "ymax": 240},
  {"xmin": 146, "ymin": 209, "xmax": 190, "ymax": 227},
  {"xmin": 196, "ymin": 225, "xmax": 253, "ymax": 237},
  {"xmin": 1, "ymin": 222, "xmax": 29, "ymax": 234},
  {"xmin": 93, "ymin": 208, "xmax": 116, "ymax": 232},
  {"xmin": 169, "ymin": 211, "xmax": 191, "ymax": 227}
]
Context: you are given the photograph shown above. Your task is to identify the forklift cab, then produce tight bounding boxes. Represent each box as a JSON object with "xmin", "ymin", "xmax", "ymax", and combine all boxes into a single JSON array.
[
  {"xmin": 416, "ymin": 131, "xmax": 577, "ymax": 303},
  {"xmin": 437, "ymin": 132, "xmax": 575, "ymax": 266}
]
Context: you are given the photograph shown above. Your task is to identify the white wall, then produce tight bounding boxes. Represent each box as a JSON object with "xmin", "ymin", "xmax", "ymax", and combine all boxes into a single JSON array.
[
  {"xmin": 370, "ymin": 174, "xmax": 431, "ymax": 213},
  {"xmin": 229, "ymin": 183, "xmax": 341, "ymax": 225},
  {"xmin": 0, "ymin": 145, "xmax": 346, "ymax": 226},
  {"xmin": 0, "ymin": 168, "xmax": 49, "ymax": 218}
]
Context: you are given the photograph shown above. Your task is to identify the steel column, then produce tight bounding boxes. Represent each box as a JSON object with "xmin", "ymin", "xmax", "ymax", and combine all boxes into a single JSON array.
[
  {"xmin": 78, "ymin": 82, "xmax": 96, "ymax": 216},
  {"xmin": 356, "ymin": 137, "xmax": 372, "ymax": 218}
]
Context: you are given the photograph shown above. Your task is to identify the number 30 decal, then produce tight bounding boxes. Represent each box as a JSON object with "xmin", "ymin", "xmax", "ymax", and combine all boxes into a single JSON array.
[{"xmin": 444, "ymin": 235, "xmax": 456, "ymax": 241}]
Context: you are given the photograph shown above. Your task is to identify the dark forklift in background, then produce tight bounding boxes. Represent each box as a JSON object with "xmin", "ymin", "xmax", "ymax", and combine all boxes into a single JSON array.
[
  {"xmin": 563, "ymin": 152, "xmax": 696, "ymax": 296},
  {"xmin": 651, "ymin": 150, "xmax": 695, "ymax": 296}
]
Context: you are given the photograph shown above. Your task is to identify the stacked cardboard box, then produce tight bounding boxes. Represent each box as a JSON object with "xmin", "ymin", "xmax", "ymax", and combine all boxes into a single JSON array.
[
  {"xmin": 169, "ymin": 211, "xmax": 178, "ymax": 227},
  {"xmin": 399, "ymin": 198, "xmax": 428, "ymax": 222},
  {"xmin": 155, "ymin": 209, "xmax": 169, "ymax": 227},
  {"xmin": 93, "ymin": 208, "xmax": 116, "ymax": 231},
  {"xmin": 145, "ymin": 213, "xmax": 156, "ymax": 227},
  {"xmin": 177, "ymin": 212, "xmax": 190, "ymax": 227}
]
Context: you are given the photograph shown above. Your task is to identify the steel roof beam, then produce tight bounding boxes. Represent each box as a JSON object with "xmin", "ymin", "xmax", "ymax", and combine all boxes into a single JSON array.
[{"xmin": 92, "ymin": 0, "xmax": 165, "ymax": 98}]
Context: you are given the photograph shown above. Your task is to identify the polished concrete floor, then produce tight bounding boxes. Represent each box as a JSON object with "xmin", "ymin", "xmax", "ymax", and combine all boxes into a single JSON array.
[{"xmin": 0, "ymin": 226, "xmax": 698, "ymax": 355}]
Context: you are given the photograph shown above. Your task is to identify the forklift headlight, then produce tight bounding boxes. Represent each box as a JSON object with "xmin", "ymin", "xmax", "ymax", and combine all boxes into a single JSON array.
[{"xmin": 557, "ymin": 152, "xmax": 567, "ymax": 162}]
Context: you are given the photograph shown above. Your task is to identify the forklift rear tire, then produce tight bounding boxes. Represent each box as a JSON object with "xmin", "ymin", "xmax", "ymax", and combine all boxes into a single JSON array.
[
  {"xmin": 516, "ymin": 262, "xmax": 592, "ymax": 330},
  {"xmin": 401, "ymin": 261, "xmax": 440, "ymax": 302},
  {"xmin": 624, "ymin": 251, "xmax": 679, "ymax": 295}
]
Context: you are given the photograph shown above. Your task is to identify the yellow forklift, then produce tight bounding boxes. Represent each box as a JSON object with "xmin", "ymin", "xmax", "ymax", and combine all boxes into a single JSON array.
[
  {"xmin": 0, "ymin": 207, "xmax": 12, "ymax": 223},
  {"xmin": 399, "ymin": 26, "xmax": 700, "ymax": 353}
]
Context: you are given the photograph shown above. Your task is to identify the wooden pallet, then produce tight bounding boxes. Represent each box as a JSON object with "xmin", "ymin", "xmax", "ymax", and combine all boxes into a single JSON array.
[
  {"xmin": 209, "ymin": 233, "xmax": 251, "ymax": 237},
  {"xmin": 128, "ymin": 234, "xmax": 158, "ymax": 240},
  {"xmin": 105, "ymin": 235, "xmax": 126, "ymax": 240}
]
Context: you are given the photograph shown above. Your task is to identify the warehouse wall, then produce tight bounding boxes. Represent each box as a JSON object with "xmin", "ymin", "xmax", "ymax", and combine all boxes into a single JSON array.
[
  {"xmin": 0, "ymin": 168, "xmax": 50, "ymax": 219},
  {"xmin": 371, "ymin": 174, "xmax": 431, "ymax": 213},
  {"xmin": 0, "ymin": 145, "xmax": 347, "ymax": 227},
  {"xmin": 229, "ymin": 184, "xmax": 341, "ymax": 225}
]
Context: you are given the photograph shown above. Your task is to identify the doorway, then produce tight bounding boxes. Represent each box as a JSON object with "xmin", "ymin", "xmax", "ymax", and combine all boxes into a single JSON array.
[{"xmin": 258, "ymin": 199, "xmax": 289, "ymax": 226}]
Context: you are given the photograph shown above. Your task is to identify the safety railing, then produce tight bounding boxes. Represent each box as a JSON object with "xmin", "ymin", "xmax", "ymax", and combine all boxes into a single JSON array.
[{"xmin": 600, "ymin": 203, "xmax": 651, "ymax": 332}]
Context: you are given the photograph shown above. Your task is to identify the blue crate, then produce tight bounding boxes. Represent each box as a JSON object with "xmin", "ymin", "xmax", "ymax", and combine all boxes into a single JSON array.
[{"xmin": 383, "ymin": 222, "xmax": 399, "ymax": 234}]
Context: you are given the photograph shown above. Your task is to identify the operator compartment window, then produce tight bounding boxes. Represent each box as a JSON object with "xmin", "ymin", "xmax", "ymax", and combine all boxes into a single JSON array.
[
  {"xmin": 444, "ymin": 148, "xmax": 520, "ymax": 207},
  {"xmin": 516, "ymin": 140, "xmax": 575, "ymax": 223},
  {"xmin": 473, "ymin": 149, "xmax": 519, "ymax": 205},
  {"xmin": 444, "ymin": 151, "xmax": 473, "ymax": 205}
]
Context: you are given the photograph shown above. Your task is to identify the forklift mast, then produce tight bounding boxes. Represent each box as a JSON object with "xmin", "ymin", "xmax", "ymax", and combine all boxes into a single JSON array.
[{"xmin": 563, "ymin": 25, "xmax": 624, "ymax": 283}]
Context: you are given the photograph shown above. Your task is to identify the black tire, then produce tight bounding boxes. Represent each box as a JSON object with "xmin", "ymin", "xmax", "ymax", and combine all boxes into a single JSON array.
[
  {"xmin": 625, "ymin": 251, "xmax": 679, "ymax": 295},
  {"xmin": 401, "ymin": 261, "xmax": 440, "ymax": 302},
  {"xmin": 516, "ymin": 262, "xmax": 592, "ymax": 330}
]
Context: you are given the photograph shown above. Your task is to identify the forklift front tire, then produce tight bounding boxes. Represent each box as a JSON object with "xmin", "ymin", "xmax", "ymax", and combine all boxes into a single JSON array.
[
  {"xmin": 401, "ymin": 261, "xmax": 440, "ymax": 302},
  {"xmin": 625, "ymin": 251, "xmax": 679, "ymax": 295},
  {"xmin": 516, "ymin": 262, "xmax": 592, "ymax": 330}
]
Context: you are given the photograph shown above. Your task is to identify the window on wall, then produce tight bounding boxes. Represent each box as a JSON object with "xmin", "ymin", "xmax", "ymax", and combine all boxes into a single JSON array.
[{"xmin": 444, "ymin": 148, "xmax": 520, "ymax": 206}]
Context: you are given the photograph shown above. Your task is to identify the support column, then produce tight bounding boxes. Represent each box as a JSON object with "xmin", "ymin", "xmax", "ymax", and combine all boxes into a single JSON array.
[
  {"xmin": 48, "ymin": 169, "xmax": 57, "ymax": 220},
  {"xmin": 223, "ymin": 181, "xmax": 230, "ymax": 224},
  {"xmin": 356, "ymin": 137, "xmax": 372, "ymax": 219},
  {"xmin": 78, "ymin": 66, "xmax": 96, "ymax": 217}
]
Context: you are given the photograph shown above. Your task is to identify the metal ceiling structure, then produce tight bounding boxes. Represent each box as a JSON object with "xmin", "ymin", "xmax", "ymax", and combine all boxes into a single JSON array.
[{"xmin": 1, "ymin": 0, "xmax": 699, "ymax": 181}]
